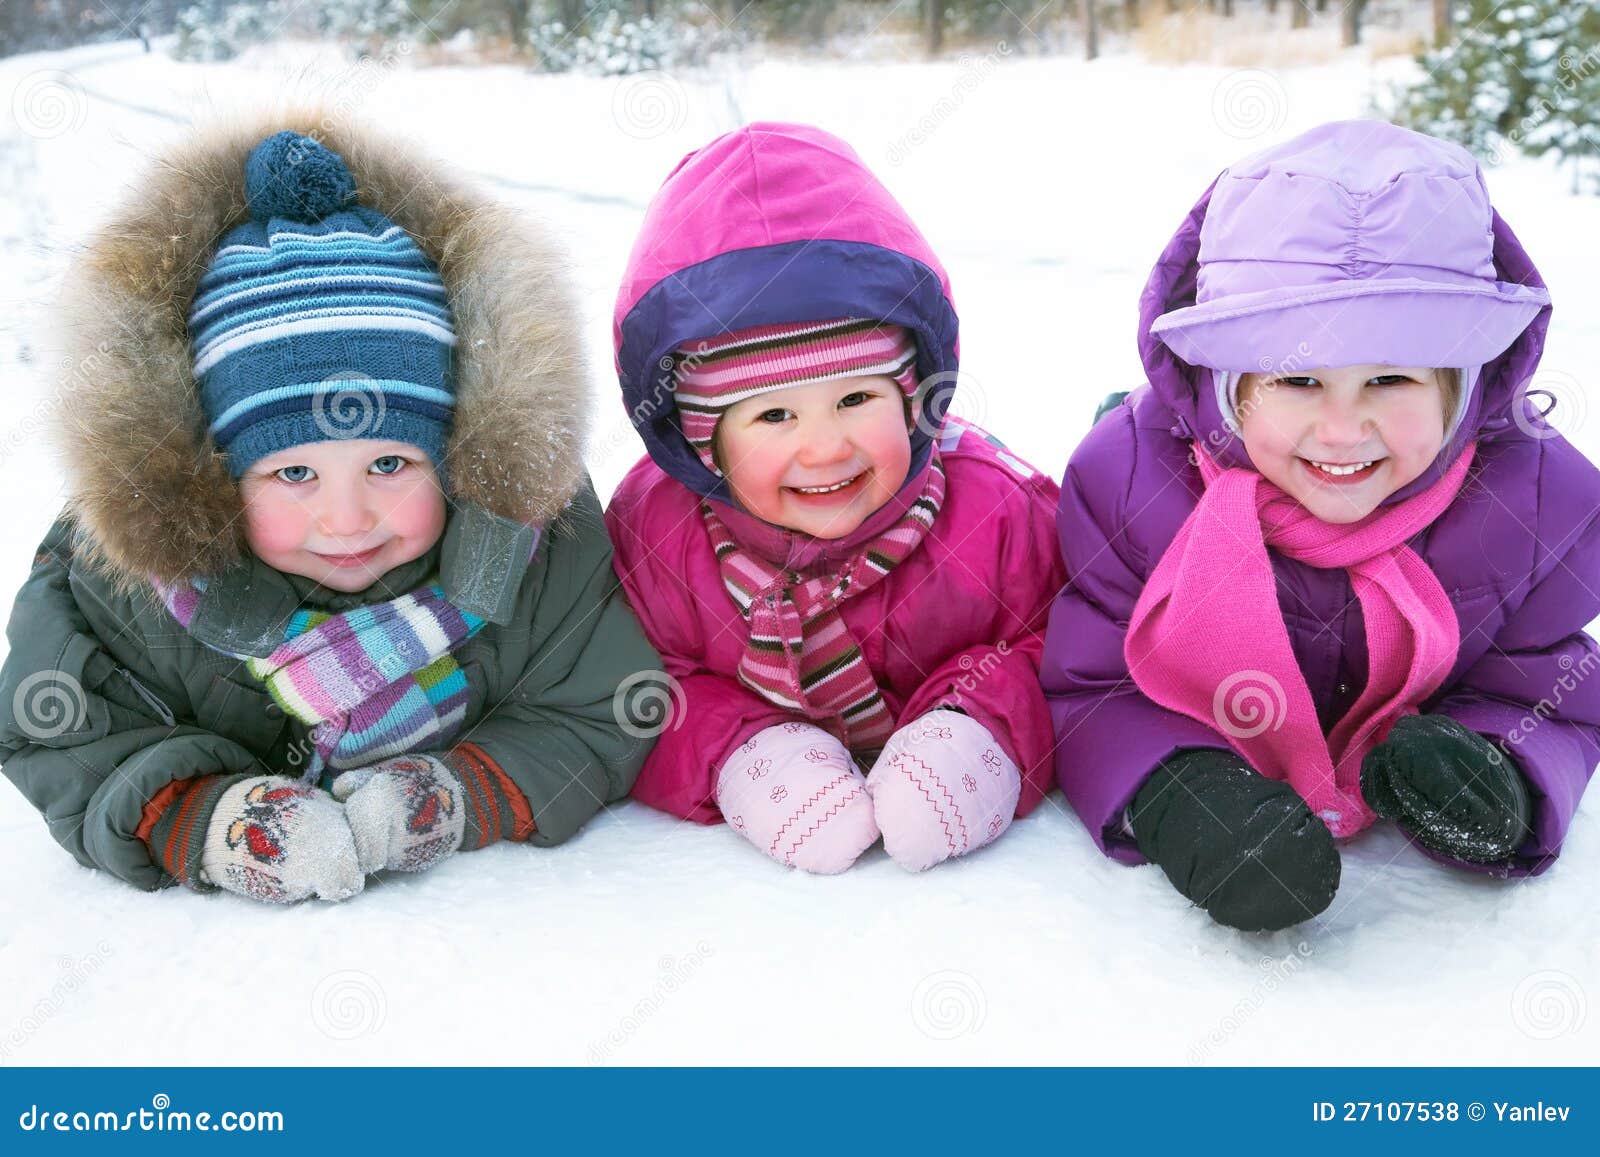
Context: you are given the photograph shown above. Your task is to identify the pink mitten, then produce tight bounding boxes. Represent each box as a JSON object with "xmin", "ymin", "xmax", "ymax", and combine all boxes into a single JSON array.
[
  {"xmin": 867, "ymin": 709, "xmax": 1022, "ymax": 872},
  {"xmin": 714, "ymin": 721, "xmax": 879, "ymax": 874}
]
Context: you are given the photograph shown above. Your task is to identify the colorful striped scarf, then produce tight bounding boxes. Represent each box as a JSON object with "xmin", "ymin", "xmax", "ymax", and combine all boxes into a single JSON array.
[
  {"xmin": 703, "ymin": 459, "xmax": 945, "ymax": 752},
  {"xmin": 154, "ymin": 542, "xmax": 536, "ymax": 785}
]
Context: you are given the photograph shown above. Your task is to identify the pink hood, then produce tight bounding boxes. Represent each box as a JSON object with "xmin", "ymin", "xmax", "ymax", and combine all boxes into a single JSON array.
[{"xmin": 612, "ymin": 122, "xmax": 961, "ymax": 504}]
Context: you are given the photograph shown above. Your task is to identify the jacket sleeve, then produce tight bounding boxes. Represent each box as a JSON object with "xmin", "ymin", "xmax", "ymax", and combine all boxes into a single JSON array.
[
  {"xmin": 0, "ymin": 518, "xmax": 265, "ymax": 890},
  {"xmin": 602, "ymin": 474, "xmax": 792, "ymax": 824},
  {"xmin": 626, "ymin": 672, "xmax": 793, "ymax": 824},
  {"xmin": 1428, "ymin": 448, "xmax": 1600, "ymax": 876},
  {"xmin": 898, "ymin": 467, "xmax": 1067, "ymax": 817},
  {"xmin": 447, "ymin": 484, "xmax": 664, "ymax": 847},
  {"xmin": 1041, "ymin": 407, "xmax": 1232, "ymax": 863}
]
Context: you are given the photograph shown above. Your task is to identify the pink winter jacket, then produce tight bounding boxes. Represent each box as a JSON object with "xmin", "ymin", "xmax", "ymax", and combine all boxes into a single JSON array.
[
  {"xmin": 606, "ymin": 122, "xmax": 1065, "ymax": 824},
  {"xmin": 606, "ymin": 422, "xmax": 1064, "ymax": 824}
]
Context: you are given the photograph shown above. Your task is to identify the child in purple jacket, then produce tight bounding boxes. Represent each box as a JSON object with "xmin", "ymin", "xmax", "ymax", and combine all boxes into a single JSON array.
[{"xmin": 1044, "ymin": 120, "xmax": 1600, "ymax": 932}]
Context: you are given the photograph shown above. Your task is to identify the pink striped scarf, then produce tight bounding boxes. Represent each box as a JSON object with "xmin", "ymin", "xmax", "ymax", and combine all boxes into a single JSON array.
[
  {"xmin": 1125, "ymin": 444, "xmax": 1475, "ymax": 837},
  {"xmin": 703, "ymin": 458, "xmax": 946, "ymax": 752}
]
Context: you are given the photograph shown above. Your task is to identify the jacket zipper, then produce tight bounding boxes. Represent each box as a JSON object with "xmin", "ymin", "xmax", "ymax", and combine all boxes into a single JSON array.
[{"xmin": 114, "ymin": 665, "xmax": 176, "ymax": 726}]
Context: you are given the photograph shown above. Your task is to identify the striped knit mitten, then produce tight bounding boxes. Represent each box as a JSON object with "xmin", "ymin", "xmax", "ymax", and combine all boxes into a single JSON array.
[
  {"xmin": 866, "ymin": 709, "xmax": 1022, "ymax": 872},
  {"xmin": 714, "ymin": 721, "xmax": 880, "ymax": 874}
]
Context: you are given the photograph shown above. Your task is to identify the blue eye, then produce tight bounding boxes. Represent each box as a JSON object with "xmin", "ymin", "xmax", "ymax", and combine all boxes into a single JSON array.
[
  {"xmin": 370, "ymin": 455, "xmax": 406, "ymax": 475},
  {"xmin": 839, "ymin": 391, "xmax": 871, "ymax": 408},
  {"xmin": 1368, "ymin": 374, "xmax": 1414, "ymax": 387},
  {"xmin": 757, "ymin": 408, "xmax": 792, "ymax": 424},
  {"xmin": 275, "ymin": 465, "xmax": 313, "ymax": 483},
  {"xmin": 1276, "ymin": 377, "xmax": 1320, "ymax": 389}
]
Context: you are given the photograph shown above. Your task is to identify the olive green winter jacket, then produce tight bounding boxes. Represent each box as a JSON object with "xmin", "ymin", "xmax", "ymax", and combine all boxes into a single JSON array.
[{"xmin": 0, "ymin": 107, "xmax": 660, "ymax": 890}]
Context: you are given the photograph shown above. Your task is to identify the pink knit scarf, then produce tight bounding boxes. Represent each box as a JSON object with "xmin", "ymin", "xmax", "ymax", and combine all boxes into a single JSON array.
[
  {"xmin": 1125, "ymin": 444, "xmax": 1475, "ymax": 837},
  {"xmin": 703, "ymin": 458, "xmax": 945, "ymax": 753}
]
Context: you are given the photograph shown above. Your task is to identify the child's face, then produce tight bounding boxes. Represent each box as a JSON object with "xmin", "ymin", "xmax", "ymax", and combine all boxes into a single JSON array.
[
  {"xmin": 713, "ymin": 374, "xmax": 915, "ymax": 540},
  {"xmin": 238, "ymin": 439, "xmax": 447, "ymax": 592},
  {"xmin": 1235, "ymin": 365, "xmax": 1448, "ymax": 524}
]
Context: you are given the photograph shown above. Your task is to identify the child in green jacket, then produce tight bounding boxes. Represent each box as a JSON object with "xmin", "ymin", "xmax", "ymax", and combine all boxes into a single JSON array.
[{"xmin": 0, "ymin": 112, "xmax": 660, "ymax": 903}]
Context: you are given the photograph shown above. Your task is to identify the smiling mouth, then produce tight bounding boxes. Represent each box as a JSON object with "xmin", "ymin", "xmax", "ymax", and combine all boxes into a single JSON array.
[
  {"xmin": 311, "ymin": 545, "xmax": 385, "ymax": 567},
  {"xmin": 785, "ymin": 473, "xmax": 865, "ymax": 497},
  {"xmin": 1302, "ymin": 457, "xmax": 1384, "ymax": 481}
]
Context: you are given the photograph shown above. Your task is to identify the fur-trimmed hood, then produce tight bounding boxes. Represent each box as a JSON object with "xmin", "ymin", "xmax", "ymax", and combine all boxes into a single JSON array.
[{"xmin": 50, "ymin": 105, "xmax": 589, "ymax": 594}]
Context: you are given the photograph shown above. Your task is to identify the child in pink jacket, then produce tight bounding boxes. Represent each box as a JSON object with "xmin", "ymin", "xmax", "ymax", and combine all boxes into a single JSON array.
[{"xmin": 605, "ymin": 123, "xmax": 1064, "ymax": 874}]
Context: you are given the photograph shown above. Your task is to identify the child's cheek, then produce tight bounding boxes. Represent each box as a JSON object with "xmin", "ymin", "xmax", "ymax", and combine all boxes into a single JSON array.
[
  {"xmin": 243, "ymin": 494, "xmax": 311, "ymax": 558},
  {"xmin": 1239, "ymin": 406, "xmax": 1300, "ymax": 473},
  {"xmin": 380, "ymin": 485, "xmax": 448, "ymax": 551},
  {"xmin": 1379, "ymin": 393, "xmax": 1449, "ymax": 492},
  {"xmin": 868, "ymin": 423, "xmax": 912, "ymax": 485},
  {"xmin": 722, "ymin": 430, "xmax": 786, "ymax": 511}
]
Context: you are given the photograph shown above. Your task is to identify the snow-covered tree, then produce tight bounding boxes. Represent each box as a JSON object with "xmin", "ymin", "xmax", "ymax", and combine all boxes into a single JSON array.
[
  {"xmin": 1390, "ymin": 0, "xmax": 1600, "ymax": 187},
  {"xmin": 173, "ymin": 1, "xmax": 291, "ymax": 62},
  {"xmin": 528, "ymin": 5, "xmax": 726, "ymax": 74},
  {"xmin": 1515, "ymin": 2, "xmax": 1600, "ymax": 190}
]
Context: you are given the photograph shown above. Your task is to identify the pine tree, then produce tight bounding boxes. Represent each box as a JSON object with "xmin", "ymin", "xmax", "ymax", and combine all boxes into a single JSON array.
[
  {"xmin": 1516, "ymin": 2, "xmax": 1600, "ymax": 190},
  {"xmin": 1389, "ymin": 1, "xmax": 1544, "ymax": 159}
]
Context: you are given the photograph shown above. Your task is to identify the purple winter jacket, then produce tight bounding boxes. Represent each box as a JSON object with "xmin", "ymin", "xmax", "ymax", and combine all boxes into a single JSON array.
[{"xmin": 1043, "ymin": 143, "xmax": 1600, "ymax": 879}]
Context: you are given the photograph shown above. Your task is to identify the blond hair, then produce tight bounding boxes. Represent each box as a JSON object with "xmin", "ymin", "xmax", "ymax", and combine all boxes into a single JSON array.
[{"xmin": 1437, "ymin": 367, "xmax": 1462, "ymax": 433}]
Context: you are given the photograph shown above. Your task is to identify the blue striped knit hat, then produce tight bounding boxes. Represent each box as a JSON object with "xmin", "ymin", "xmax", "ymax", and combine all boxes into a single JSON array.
[{"xmin": 191, "ymin": 131, "xmax": 456, "ymax": 478}]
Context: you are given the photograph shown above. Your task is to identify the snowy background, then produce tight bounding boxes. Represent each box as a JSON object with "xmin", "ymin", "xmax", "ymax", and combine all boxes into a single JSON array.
[{"xmin": 1, "ymin": 29, "xmax": 1597, "ymax": 1066}]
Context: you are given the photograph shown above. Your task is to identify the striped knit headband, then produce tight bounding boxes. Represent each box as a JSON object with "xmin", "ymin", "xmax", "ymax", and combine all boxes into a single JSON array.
[{"xmin": 672, "ymin": 318, "xmax": 920, "ymax": 475}]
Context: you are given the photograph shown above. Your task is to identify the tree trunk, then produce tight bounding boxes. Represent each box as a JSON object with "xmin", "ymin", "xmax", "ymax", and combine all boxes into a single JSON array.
[
  {"xmin": 925, "ymin": 0, "xmax": 943, "ymax": 56},
  {"xmin": 1432, "ymin": 0, "xmax": 1452, "ymax": 47},
  {"xmin": 1086, "ymin": 0, "xmax": 1099, "ymax": 61},
  {"xmin": 506, "ymin": 1, "xmax": 532, "ymax": 45},
  {"xmin": 802, "ymin": 2, "xmax": 829, "ymax": 46},
  {"xmin": 1291, "ymin": 1, "xmax": 1310, "ymax": 30},
  {"xmin": 1001, "ymin": 4, "xmax": 1025, "ymax": 50},
  {"xmin": 1341, "ymin": 0, "xmax": 1365, "ymax": 47}
]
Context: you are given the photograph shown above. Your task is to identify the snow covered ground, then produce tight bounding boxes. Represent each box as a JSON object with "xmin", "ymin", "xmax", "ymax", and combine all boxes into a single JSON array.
[{"xmin": 1, "ymin": 36, "xmax": 1596, "ymax": 1067}]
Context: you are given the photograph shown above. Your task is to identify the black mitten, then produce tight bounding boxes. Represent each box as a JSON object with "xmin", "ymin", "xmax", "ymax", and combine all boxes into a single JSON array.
[
  {"xmin": 1360, "ymin": 714, "xmax": 1533, "ymax": 864},
  {"xmin": 1131, "ymin": 749, "xmax": 1340, "ymax": 932}
]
